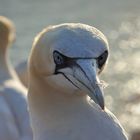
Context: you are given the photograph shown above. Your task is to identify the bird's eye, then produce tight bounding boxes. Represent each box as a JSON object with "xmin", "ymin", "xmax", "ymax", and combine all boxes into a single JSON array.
[
  {"xmin": 53, "ymin": 51, "xmax": 64, "ymax": 65},
  {"xmin": 97, "ymin": 50, "xmax": 108, "ymax": 69}
]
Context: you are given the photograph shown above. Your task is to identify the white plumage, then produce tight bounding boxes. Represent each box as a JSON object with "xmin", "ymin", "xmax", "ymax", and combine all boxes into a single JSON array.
[
  {"xmin": 15, "ymin": 61, "xmax": 28, "ymax": 87},
  {"xmin": 28, "ymin": 23, "xmax": 128, "ymax": 140}
]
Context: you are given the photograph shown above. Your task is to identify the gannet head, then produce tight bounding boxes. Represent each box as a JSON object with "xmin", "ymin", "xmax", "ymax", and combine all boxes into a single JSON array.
[
  {"xmin": 29, "ymin": 23, "xmax": 109, "ymax": 110},
  {"xmin": 0, "ymin": 16, "xmax": 15, "ymax": 47}
]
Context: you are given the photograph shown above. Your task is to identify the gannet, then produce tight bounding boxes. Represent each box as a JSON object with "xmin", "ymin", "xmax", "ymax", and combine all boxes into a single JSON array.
[
  {"xmin": 16, "ymin": 61, "xmax": 28, "ymax": 87},
  {"xmin": 28, "ymin": 23, "xmax": 128, "ymax": 140},
  {"xmin": 0, "ymin": 16, "xmax": 32, "ymax": 140}
]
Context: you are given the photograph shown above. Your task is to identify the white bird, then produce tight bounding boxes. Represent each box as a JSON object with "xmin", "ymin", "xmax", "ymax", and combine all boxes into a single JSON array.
[
  {"xmin": 0, "ymin": 16, "xmax": 32, "ymax": 140},
  {"xmin": 15, "ymin": 61, "xmax": 28, "ymax": 88},
  {"xmin": 28, "ymin": 23, "xmax": 128, "ymax": 140}
]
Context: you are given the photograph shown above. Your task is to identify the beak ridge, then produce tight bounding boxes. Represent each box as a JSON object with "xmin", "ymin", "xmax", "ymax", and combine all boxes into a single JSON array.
[
  {"xmin": 75, "ymin": 59, "xmax": 105, "ymax": 109},
  {"xmin": 57, "ymin": 59, "xmax": 105, "ymax": 110}
]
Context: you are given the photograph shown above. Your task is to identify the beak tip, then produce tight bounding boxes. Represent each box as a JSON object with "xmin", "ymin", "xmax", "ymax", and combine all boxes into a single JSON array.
[
  {"xmin": 90, "ymin": 88, "xmax": 105, "ymax": 110},
  {"xmin": 97, "ymin": 96, "xmax": 105, "ymax": 110},
  {"xmin": 101, "ymin": 104, "xmax": 105, "ymax": 110},
  {"xmin": 95, "ymin": 98, "xmax": 105, "ymax": 110}
]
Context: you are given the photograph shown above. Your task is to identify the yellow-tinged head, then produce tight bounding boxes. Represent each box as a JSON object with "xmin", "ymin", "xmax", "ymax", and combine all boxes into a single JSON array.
[{"xmin": 29, "ymin": 23, "xmax": 109, "ymax": 110}]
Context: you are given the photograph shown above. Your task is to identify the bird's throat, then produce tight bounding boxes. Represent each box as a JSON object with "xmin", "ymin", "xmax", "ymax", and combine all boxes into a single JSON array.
[{"xmin": 28, "ymin": 76, "xmax": 98, "ymax": 140}]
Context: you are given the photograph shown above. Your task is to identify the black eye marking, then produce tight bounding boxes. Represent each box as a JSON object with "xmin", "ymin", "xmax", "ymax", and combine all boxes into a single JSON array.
[
  {"xmin": 53, "ymin": 51, "xmax": 74, "ymax": 69},
  {"xmin": 53, "ymin": 50, "xmax": 108, "ymax": 74},
  {"xmin": 53, "ymin": 51, "xmax": 64, "ymax": 65},
  {"xmin": 97, "ymin": 50, "xmax": 108, "ymax": 69},
  {"xmin": 53, "ymin": 51, "xmax": 75, "ymax": 74}
]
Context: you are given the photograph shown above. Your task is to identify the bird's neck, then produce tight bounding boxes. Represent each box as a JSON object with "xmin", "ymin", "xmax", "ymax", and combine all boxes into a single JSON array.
[
  {"xmin": 28, "ymin": 75, "xmax": 101, "ymax": 140},
  {"xmin": 28, "ymin": 74, "xmax": 128, "ymax": 140},
  {"xmin": 0, "ymin": 44, "xmax": 19, "ymax": 83}
]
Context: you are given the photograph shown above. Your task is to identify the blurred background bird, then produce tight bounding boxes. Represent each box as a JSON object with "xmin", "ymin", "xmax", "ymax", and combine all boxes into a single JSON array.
[
  {"xmin": 15, "ymin": 61, "xmax": 28, "ymax": 87},
  {"xmin": 0, "ymin": 16, "xmax": 32, "ymax": 140}
]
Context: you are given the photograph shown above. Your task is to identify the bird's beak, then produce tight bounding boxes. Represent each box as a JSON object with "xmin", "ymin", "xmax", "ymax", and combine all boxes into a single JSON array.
[{"xmin": 59, "ymin": 59, "xmax": 105, "ymax": 110}]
